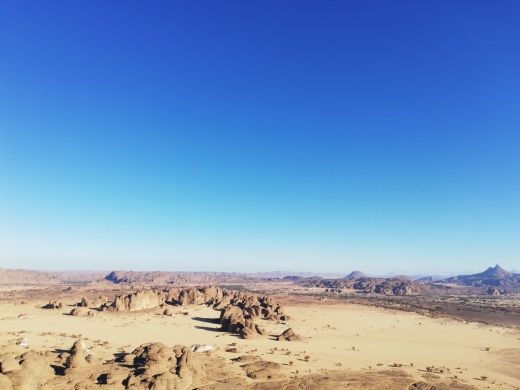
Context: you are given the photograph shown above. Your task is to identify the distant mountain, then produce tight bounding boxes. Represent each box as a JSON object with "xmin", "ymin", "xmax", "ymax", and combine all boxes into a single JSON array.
[
  {"xmin": 102, "ymin": 270, "xmax": 348, "ymax": 286},
  {"xmin": 416, "ymin": 276, "xmax": 444, "ymax": 283},
  {"xmin": 344, "ymin": 271, "xmax": 367, "ymax": 280},
  {"xmin": 442, "ymin": 265, "xmax": 520, "ymax": 288},
  {"xmin": 393, "ymin": 275, "xmax": 412, "ymax": 281},
  {"xmin": 511, "ymin": 269, "xmax": 519, "ymax": 274},
  {"xmin": 474, "ymin": 265, "xmax": 513, "ymax": 278},
  {"xmin": 0, "ymin": 268, "xmax": 61, "ymax": 285},
  {"xmin": 247, "ymin": 271, "xmax": 347, "ymax": 278},
  {"xmin": 48, "ymin": 271, "xmax": 109, "ymax": 283}
]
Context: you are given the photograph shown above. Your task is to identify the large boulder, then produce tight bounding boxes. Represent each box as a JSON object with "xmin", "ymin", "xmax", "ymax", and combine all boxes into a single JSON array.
[
  {"xmin": 108, "ymin": 290, "xmax": 166, "ymax": 311},
  {"xmin": 65, "ymin": 340, "xmax": 92, "ymax": 370},
  {"xmin": 278, "ymin": 328, "xmax": 303, "ymax": 341},
  {"xmin": 0, "ymin": 356, "xmax": 21, "ymax": 373}
]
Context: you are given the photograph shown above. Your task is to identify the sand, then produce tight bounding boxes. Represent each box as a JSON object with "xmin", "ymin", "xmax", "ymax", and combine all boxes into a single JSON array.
[{"xmin": 0, "ymin": 294, "xmax": 519, "ymax": 389}]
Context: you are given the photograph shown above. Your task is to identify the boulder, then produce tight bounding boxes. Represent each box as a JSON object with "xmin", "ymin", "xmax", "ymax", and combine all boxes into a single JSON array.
[
  {"xmin": 65, "ymin": 340, "xmax": 92, "ymax": 370},
  {"xmin": 108, "ymin": 290, "xmax": 166, "ymax": 311},
  {"xmin": 278, "ymin": 328, "xmax": 303, "ymax": 341}
]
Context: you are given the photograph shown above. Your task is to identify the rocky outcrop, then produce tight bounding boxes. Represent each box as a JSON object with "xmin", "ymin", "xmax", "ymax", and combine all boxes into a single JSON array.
[
  {"xmin": 69, "ymin": 308, "xmax": 92, "ymax": 317},
  {"xmin": 64, "ymin": 340, "xmax": 92, "ymax": 371},
  {"xmin": 166, "ymin": 286, "xmax": 225, "ymax": 307},
  {"xmin": 123, "ymin": 342, "xmax": 235, "ymax": 389},
  {"xmin": 105, "ymin": 289, "xmax": 166, "ymax": 311},
  {"xmin": 78, "ymin": 296, "xmax": 108, "ymax": 308},
  {"xmin": 300, "ymin": 277, "xmax": 450, "ymax": 295},
  {"xmin": 0, "ymin": 356, "xmax": 21, "ymax": 374},
  {"xmin": 43, "ymin": 300, "xmax": 62, "ymax": 309},
  {"xmin": 0, "ymin": 340, "xmax": 239, "ymax": 390},
  {"xmin": 242, "ymin": 359, "xmax": 283, "ymax": 380},
  {"xmin": 3, "ymin": 350, "xmax": 54, "ymax": 390},
  {"xmin": 217, "ymin": 291, "xmax": 287, "ymax": 339},
  {"xmin": 487, "ymin": 287, "xmax": 506, "ymax": 295},
  {"xmin": 277, "ymin": 328, "xmax": 303, "ymax": 341}
]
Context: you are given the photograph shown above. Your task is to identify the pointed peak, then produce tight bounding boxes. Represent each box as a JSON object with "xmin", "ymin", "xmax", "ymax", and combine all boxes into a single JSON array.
[{"xmin": 479, "ymin": 265, "xmax": 512, "ymax": 278}]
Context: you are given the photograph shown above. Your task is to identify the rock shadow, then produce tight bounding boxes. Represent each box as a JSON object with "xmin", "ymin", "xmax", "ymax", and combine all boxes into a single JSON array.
[
  {"xmin": 192, "ymin": 316, "xmax": 220, "ymax": 324},
  {"xmin": 194, "ymin": 325, "xmax": 222, "ymax": 332}
]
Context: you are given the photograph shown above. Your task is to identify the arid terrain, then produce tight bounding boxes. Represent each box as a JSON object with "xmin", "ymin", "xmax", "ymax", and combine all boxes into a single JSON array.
[{"xmin": 0, "ymin": 267, "xmax": 519, "ymax": 389}]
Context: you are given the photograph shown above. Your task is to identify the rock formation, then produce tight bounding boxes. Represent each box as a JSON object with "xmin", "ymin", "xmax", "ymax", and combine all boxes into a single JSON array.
[
  {"xmin": 78, "ymin": 296, "xmax": 108, "ymax": 308},
  {"xmin": 300, "ymin": 277, "xmax": 451, "ymax": 295},
  {"xmin": 277, "ymin": 328, "xmax": 303, "ymax": 341},
  {"xmin": 217, "ymin": 291, "xmax": 287, "ymax": 339},
  {"xmin": 0, "ymin": 340, "xmax": 241, "ymax": 390},
  {"xmin": 64, "ymin": 340, "xmax": 92, "ymax": 370},
  {"xmin": 105, "ymin": 289, "xmax": 166, "ymax": 311},
  {"xmin": 43, "ymin": 300, "xmax": 62, "ymax": 309},
  {"xmin": 241, "ymin": 359, "xmax": 283, "ymax": 380},
  {"xmin": 1, "ymin": 350, "xmax": 54, "ymax": 390},
  {"xmin": 70, "ymin": 308, "xmax": 96, "ymax": 317}
]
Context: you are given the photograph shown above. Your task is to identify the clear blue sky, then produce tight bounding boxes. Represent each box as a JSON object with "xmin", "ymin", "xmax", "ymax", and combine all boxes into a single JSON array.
[{"xmin": 1, "ymin": 1, "xmax": 519, "ymax": 274}]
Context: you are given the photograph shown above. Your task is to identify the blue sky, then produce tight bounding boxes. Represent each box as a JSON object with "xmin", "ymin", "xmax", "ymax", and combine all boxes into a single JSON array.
[{"xmin": 1, "ymin": 1, "xmax": 519, "ymax": 274}]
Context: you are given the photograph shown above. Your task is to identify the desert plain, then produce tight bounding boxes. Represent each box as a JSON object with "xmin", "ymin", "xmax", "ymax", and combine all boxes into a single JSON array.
[{"xmin": 0, "ymin": 277, "xmax": 519, "ymax": 390}]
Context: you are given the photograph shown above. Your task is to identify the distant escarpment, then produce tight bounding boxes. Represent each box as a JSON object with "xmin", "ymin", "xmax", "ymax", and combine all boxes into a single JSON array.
[
  {"xmin": 0, "ymin": 268, "xmax": 61, "ymax": 285},
  {"xmin": 442, "ymin": 265, "xmax": 520, "ymax": 289},
  {"xmin": 103, "ymin": 270, "xmax": 250, "ymax": 286},
  {"xmin": 300, "ymin": 277, "xmax": 450, "ymax": 295}
]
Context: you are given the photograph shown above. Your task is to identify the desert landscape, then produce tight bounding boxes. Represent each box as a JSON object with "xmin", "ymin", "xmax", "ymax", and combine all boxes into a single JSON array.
[
  {"xmin": 0, "ymin": 266, "xmax": 519, "ymax": 389},
  {"xmin": 3, "ymin": 3, "xmax": 519, "ymax": 389}
]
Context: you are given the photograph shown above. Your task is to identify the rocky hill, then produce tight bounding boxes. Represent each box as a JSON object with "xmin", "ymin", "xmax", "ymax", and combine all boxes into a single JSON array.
[
  {"xmin": 344, "ymin": 271, "xmax": 367, "ymax": 279},
  {"xmin": 0, "ymin": 268, "xmax": 61, "ymax": 285},
  {"xmin": 103, "ymin": 270, "xmax": 258, "ymax": 286},
  {"xmin": 48, "ymin": 271, "xmax": 109, "ymax": 283},
  {"xmin": 442, "ymin": 265, "xmax": 520, "ymax": 288},
  {"xmin": 300, "ymin": 277, "xmax": 450, "ymax": 295}
]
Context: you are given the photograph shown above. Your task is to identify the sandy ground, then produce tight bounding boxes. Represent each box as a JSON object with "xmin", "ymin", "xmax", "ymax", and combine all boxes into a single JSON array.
[{"xmin": 1, "ymin": 297, "xmax": 519, "ymax": 389}]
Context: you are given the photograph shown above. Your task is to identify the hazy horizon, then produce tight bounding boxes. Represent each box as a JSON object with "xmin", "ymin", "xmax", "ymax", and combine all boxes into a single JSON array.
[{"xmin": 2, "ymin": 1, "xmax": 519, "ymax": 274}]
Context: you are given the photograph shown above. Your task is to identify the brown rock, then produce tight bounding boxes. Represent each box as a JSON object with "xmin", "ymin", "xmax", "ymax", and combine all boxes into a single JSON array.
[
  {"xmin": 278, "ymin": 328, "xmax": 303, "ymax": 341},
  {"xmin": 108, "ymin": 290, "xmax": 166, "ymax": 311},
  {"xmin": 0, "ymin": 357, "xmax": 21, "ymax": 373}
]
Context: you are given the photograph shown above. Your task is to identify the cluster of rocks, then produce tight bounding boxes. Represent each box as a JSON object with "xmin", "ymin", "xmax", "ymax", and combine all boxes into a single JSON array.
[
  {"xmin": 77, "ymin": 286, "xmax": 294, "ymax": 341},
  {"xmin": 487, "ymin": 287, "xmax": 508, "ymax": 295},
  {"xmin": 70, "ymin": 307, "xmax": 97, "ymax": 317},
  {"xmin": 0, "ymin": 340, "xmax": 240, "ymax": 390},
  {"xmin": 165, "ymin": 285, "xmax": 225, "ymax": 307},
  {"xmin": 301, "ymin": 277, "xmax": 450, "ymax": 296},
  {"xmin": 233, "ymin": 355, "xmax": 283, "ymax": 380},
  {"xmin": 79, "ymin": 296, "xmax": 108, "ymax": 308},
  {"xmin": 165, "ymin": 287, "xmax": 291, "ymax": 340},
  {"xmin": 0, "ymin": 350, "xmax": 55, "ymax": 389},
  {"xmin": 103, "ymin": 290, "xmax": 166, "ymax": 312},
  {"xmin": 217, "ymin": 292, "xmax": 289, "ymax": 339},
  {"xmin": 42, "ymin": 300, "xmax": 62, "ymax": 309}
]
